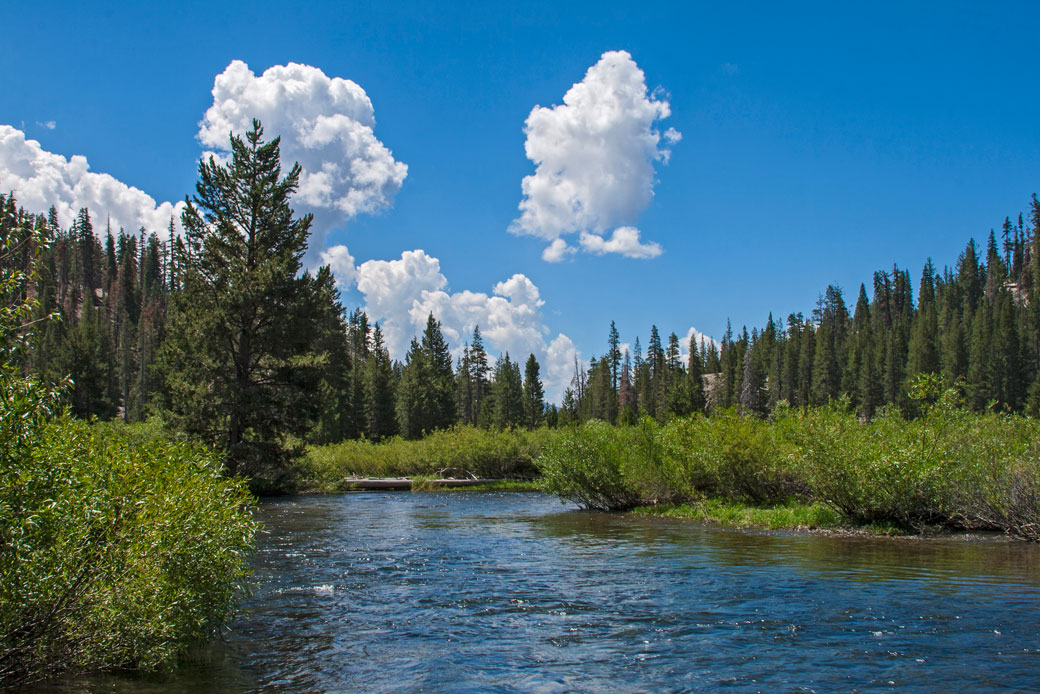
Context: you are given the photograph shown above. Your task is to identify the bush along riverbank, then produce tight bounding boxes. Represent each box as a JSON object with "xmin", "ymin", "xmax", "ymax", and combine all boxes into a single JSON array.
[
  {"xmin": 0, "ymin": 228, "xmax": 257, "ymax": 686},
  {"xmin": 537, "ymin": 381, "xmax": 1040, "ymax": 540},
  {"xmin": 294, "ymin": 425, "xmax": 559, "ymax": 492},
  {"xmin": 0, "ymin": 394, "xmax": 257, "ymax": 687}
]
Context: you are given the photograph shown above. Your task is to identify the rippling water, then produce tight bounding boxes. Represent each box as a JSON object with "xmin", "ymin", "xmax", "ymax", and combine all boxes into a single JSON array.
[{"xmin": 39, "ymin": 492, "xmax": 1040, "ymax": 692}]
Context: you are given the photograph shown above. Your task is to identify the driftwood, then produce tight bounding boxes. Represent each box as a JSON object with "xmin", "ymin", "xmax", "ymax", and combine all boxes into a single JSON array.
[{"xmin": 341, "ymin": 478, "xmax": 503, "ymax": 490}]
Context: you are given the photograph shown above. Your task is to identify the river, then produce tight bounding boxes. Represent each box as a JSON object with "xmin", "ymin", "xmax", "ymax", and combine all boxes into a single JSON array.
[{"xmin": 38, "ymin": 491, "xmax": 1040, "ymax": 692}]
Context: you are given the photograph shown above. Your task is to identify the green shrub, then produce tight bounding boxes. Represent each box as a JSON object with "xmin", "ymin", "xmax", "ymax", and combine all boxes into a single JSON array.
[
  {"xmin": 939, "ymin": 413, "xmax": 1040, "ymax": 540},
  {"xmin": 537, "ymin": 420, "xmax": 643, "ymax": 511},
  {"xmin": 0, "ymin": 401, "xmax": 257, "ymax": 685},
  {"xmin": 785, "ymin": 404, "xmax": 948, "ymax": 529},
  {"xmin": 699, "ymin": 410, "xmax": 804, "ymax": 504},
  {"xmin": 536, "ymin": 390, "xmax": 1040, "ymax": 539},
  {"xmin": 297, "ymin": 425, "xmax": 557, "ymax": 491},
  {"xmin": 657, "ymin": 415, "xmax": 715, "ymax": 495}
]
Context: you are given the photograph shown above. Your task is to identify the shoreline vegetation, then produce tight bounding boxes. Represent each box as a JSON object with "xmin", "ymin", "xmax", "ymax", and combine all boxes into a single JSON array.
[
  {"xmin": 0, "ymin": 360, "xmax": 257, "ymax": 687},
  {"xmin": 0, "ymin": 177, "xmax": 257, "ymax": 685},
  {"xmin": 537, "ymin": 382, "xmax": 1040, "ymax": 541},
  {"xmin": 0, "ymin": 417, "xmax": 257, "ymax": 687},
  {"xmin": 293, "ymin": 425, "xmax": 549, "ymax": 493},
  {"xmin": 295, "ymin": 382, "xmax": 1040, "ymax": 541}
]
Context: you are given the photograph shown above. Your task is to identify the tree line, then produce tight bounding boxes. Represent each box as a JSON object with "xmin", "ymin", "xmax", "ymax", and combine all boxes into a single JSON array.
[
  {"xmin": 4, "ymin": 120, "xmax": 1040, "ymax": 485},
  {"xmin": 0, "ymin": 123, "xmax": 549, "ymax": 485},
  {"xmin": 560, "ymin": 198, "xmax": 1040, "ymax": 422}
]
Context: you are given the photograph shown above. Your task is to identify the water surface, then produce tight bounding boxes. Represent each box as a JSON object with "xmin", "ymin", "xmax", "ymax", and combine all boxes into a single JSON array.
[{"xmin": 39, "ymin": 492, "xmax": 1040, "ymax": 692}]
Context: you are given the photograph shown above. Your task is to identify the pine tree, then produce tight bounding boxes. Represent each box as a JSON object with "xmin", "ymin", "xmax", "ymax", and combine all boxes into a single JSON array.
[
  {"xmin": 586, "ymin": 355, "xmax": 612, "ymax": 421},
  {"xmin": 990, "ymin": 291, "xmax": 1023, "ymax": 410},
  {"xmin": 456, "ymin": 344, "xmax": 474, "ymax": 425},
  {"xmin": 522, "ymin": 353, "xmax": 544, "ymax": 429},
  {"xmin": 310, "ymin": 270, "xmax": 351, "ymax": 444},
  {"xmin": 569, "ymin": 355, "xmax": 588, "ymax": 420},
  {"xmin": 906, "ymin": 260, "xmax": 940, "ymax": 380},
  {"xmin": 619, "ymin": 348, "xmax": 638, "ymax": 424},
  {"xmin": 810, "ymin": 323, "xmax": 838, "ymax": 405},
  {"xmin": 457, "ymin": 326, "xmax": 489, "ymax": 426},
  {"xmin": 966, "ymin": 301, "xmax": 993, "ymax": 410},
  {"xmin": 420, "ymin": 313, "xmax": 456, "ymax": 430},
  {"xmin": 781, "ymin": 314, "xmax": 802, "ymax": 406},
  {"xmin": 74, "ymin": 208, "xmax": 96, "ymax": 301},
  {"xmin": 491, "ymin": 353, "xmax": 524, "ymax": 429},
  {"xmin": 156, "ymin": 121, "xmax": 333, "ymax": 485},
  {"xmin": 366, "ymin": 324, "xmax": 397, "ymax": 440},
  {"xmin": 738, "ymin": 343, "xmax": 760, "ymax": 414},
  {"xmin": 60, "ymin": 299, "xmax": 117, "ymax": 419},
  {"xmin": 939, "ymin": 302, "xmax": 968, "ymax": 383},
  {"xmin": 343, "ymin": 308, "xmax": 371, "ymax": 439},
  {"xmin": 686, "ymin": 335, "xmax": 705, "ymax": 414},
  {"xmin": 397, "ymin": 338, "xmax": 428, "ymax": 439},
  {"xmin": 797, "ymin": 322, "xmax": 815, "ymax": 407},
  {"xmin": 607, "ymin": 320, "xmax": 621, "ymax": 422}
]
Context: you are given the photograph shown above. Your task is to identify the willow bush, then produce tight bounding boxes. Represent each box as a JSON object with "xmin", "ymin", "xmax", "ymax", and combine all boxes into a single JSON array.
[
  {"xmin": 0, "ymin": 397, "xmax": 257, "ymax": 686},
  {"xmin": 537, "ymin": 420, "xmax": 644, "ymax": 511},
  {"xmin": 537, "ymin": 388, "xmax": 1040, "ymax": 539},
  {"xmin": 297, "ymin": 425, "xmax": 556, "ymax": 491}
]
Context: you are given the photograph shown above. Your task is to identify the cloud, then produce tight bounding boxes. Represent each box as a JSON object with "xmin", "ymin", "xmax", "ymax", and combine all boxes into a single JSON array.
[
  {"xmin": 680, "ymin": 325, "xmax": 720, "ymax": 365},
  {"xmin": 510, "ymin": 50, "xmax": 678, "ymax": 260},
  {"xmin": 198, "ymin": 60, "xmax": 407, "ymax": 263},
  {"xmin": 579, "ymin": 226, "xmax": 662, "ymax": 259},
  {"xmin": 541, "ymin": 238, "xmax": 576, "ymax": 263},
  {"xmin": 0, "ymin": 125, "xmax": 184, "ymax": 239},
  {"xmin": 354, "ymin": 249, "xmax": 578, "ymax": 401},
  {"xmin": 319, "ymin": 244, "xmax": 357, "ymax": 288},
  {"xmin": 545, "ymin": 334, "xmax": 580, "ymax": 397},
  {"xmin": 36, "ymin": 120, "xmax": 56, "ymax": 130}
]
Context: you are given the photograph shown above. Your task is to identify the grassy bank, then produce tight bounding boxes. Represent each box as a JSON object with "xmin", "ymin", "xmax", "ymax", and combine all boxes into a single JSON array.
[
  {"xmin": 295, "ymin": 425, "xmax": 559, "ymax": 492},
  {"xmin": 537, "ymin": 388, "xmax": 1040, "ymax": 540},
  {"xmin": 632, "ymin": 500, "xmax": 846, "ymax": 532},
  {"xmin": 0, "ymin": 395, "xmax": 257, "ymax": 686}
]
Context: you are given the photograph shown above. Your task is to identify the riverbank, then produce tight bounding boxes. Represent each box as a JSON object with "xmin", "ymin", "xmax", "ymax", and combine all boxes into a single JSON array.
[
  {"xmin": 294, "ymin": 425, "xmax": 557, "ymax": 493},
  {"xmin": 629, "ymin": 500, "xmax": 921, "ymax": 536},
  {"xmin": 538, "ymin": 390, "xmax": 1040, "ymax": 541},
  {"xmin": 331, "ymin": 477, "xmax": 540, "ymax": 492}
]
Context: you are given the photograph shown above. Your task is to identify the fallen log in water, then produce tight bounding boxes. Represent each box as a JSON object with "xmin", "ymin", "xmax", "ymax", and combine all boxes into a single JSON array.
[{"xmin": 342, "ymin": 478, "xmax": 505, "ymax": 490}]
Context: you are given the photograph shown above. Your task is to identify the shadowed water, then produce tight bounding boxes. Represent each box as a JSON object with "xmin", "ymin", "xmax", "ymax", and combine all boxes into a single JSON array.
[{"xmin": 37, "ymin": 492, "xmax": 1040, "ymax": 692}]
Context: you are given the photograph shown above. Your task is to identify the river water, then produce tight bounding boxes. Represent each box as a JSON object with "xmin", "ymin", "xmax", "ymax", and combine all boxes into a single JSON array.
[{"xmin": 40, "ymin": 491, "xmax": 1040, "ymax": 692}]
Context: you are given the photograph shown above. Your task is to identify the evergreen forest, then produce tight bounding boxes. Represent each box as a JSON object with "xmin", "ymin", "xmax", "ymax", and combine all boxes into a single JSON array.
[{"xmin": 4, "ymin": 124, "xmax": 1040, "ymax": 485}]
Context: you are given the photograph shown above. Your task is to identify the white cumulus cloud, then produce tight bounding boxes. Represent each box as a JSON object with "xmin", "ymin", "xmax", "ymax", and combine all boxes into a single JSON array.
[
  {"xmin": 319, "ymin": 244, "xmax": 357, "ymax": 288},
  {"xmin": 197, "ymin": 60, "xmax": 408, "ymax": 268},
  {"xmin": 511, "ymin": 50, "xmax": 678, "ymax": 260},
  {"xmin": 541, "ymin": 238, "xmax": 576, "ymax": 263},
  {"xmin": 680, "ymin": 325, "xmax": 720, "ymax": 365},
  {"xmin": 579, "ymin": 226, "xmax": 662, "ymax": 259},
  {"xmin": 0, "ymin": 125, "xmax": 184, "ymax": 239},
  {"xmin": 356, "ymin": 250, "xmax": 447, "ymax": 349},
  {"xmin": 355, "ymin": 249, "xmax": 578, "ymax": 401}
]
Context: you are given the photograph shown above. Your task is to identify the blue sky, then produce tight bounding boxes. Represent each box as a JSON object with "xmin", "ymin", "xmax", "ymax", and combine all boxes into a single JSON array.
[{"xmin": 3, "ymin": 1, "xmax": 1040, "ymax": 399}]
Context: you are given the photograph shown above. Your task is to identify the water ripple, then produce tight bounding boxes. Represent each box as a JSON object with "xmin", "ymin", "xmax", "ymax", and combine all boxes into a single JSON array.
[{"xmin": 34, "ymin": 491, "xmax": 1040, "ymax": 693}]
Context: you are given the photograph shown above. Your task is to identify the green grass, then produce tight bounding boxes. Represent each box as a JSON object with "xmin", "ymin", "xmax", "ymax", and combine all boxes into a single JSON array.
[
  {"xmin": 446, "ymin": 480, "xmax": 541, "ymax": 492},
  {"xmin": 632, "ymin": 499, "xmax": 843, "ymax": 531},
  {"xmin": 296, "ymin": 425, "xmax": 560, "ymax": 493}
]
